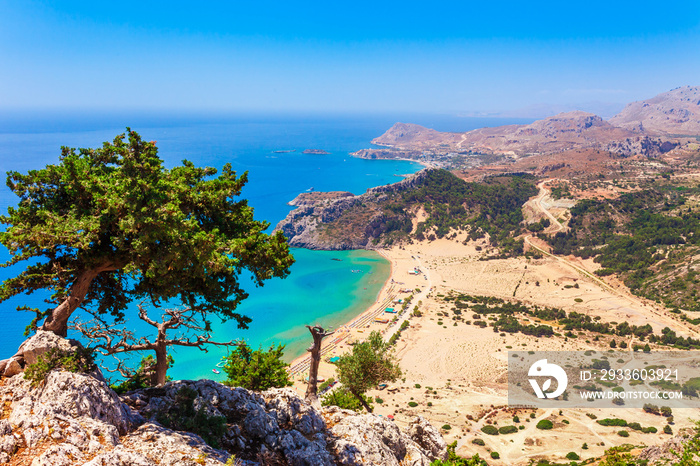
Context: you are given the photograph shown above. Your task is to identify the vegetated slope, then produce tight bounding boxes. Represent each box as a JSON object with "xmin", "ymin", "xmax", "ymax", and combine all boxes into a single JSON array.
[
  {"xmin": 609, "ymin": 86, "xmax": 700, "ymax": 135},
  {"xmin": 545, "ymin": 184, "xmax": 700, "ymax": 311},
  {"xmin": 275, "ymin": 169, "xmax": 537, "ymax": 256}
]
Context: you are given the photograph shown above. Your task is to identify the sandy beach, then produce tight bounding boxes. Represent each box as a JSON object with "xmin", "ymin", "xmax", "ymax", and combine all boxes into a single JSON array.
[{"xmin": 288, "ymin": 232, "xmax": 700, "ymax": 464}]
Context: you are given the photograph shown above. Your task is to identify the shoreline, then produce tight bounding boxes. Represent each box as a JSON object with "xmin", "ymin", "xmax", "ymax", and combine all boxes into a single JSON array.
[
  {"xmin": 287, "ymin": 246, "xmax": 431, "ymax": 393},
  {"xmin": 289, "ymin": 249, "xmax": 399, "ymax": 384}
]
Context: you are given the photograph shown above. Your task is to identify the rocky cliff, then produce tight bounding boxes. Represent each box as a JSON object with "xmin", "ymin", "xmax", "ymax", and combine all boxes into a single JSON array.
[
  {"xmin": 274, "ymin": 169, "xmax": 432, "ymax": 250},
  {"xmin": 609, "ymin": 86, "xmax": 700, "ymax": 135},
  {"xmin": 0, "ymin": 332, "xmax": 448, "ymax": 465}
]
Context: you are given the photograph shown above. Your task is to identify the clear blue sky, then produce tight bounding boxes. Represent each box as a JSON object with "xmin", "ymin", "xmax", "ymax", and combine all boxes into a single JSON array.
[{"xmin": 1, "ymin": 0, "xmax": 699, "ymax": 114}]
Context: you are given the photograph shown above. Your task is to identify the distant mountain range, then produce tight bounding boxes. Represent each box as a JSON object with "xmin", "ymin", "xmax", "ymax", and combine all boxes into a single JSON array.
[
  {"xmin": 609, "ymin": 86, "xmax": 700, "ymax": 135},
  {"xmin": 364, "ymin": 87, "xmax": 700, "ymax": 158}
]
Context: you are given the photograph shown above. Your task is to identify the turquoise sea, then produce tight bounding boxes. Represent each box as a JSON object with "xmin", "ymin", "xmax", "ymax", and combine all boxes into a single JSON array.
[{"xmin": 0, "ymin": 111, "xmax": 531, "ymax": 381}]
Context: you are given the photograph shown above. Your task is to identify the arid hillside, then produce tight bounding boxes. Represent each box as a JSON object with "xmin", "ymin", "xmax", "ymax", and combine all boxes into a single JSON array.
[{"xmin": 609, "ymin": 86, "xmax": 700, "ymax": 135}]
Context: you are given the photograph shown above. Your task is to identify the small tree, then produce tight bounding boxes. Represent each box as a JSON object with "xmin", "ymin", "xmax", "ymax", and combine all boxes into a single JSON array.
[
  {"xmin": 305, "ymin": 325, "xmax": 334, "ymax": 405},
  {"xmin": 334, "ymin": 331, "xmax": 402, "ymax": 412},
  {"xmin": 0, "ymin": 129, "xmax": 294, "ymax": 336},
  {"xmin": 222, "ymin": 341, "xmax": 292, "ymax": 391},
  {"xmin": 72, "ymin": 304, "xmax": 232, "ymax": 386}
]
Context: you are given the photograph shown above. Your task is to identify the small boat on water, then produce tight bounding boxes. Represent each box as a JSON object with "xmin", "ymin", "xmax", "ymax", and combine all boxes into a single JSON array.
[
  {"xmin": 212, "ymin": 368, "xmax": 221, "ymax": 374},
  {"xmin": 273, "ymin": 149, "xmax": 296, "ymax": 153},
  {"xmin": 305, "ymin": 187, "xmax": 314, "ymax": 192},
  {"xmin": 331, "ymin": 258, "xmax": 343, "ymax": 261}
]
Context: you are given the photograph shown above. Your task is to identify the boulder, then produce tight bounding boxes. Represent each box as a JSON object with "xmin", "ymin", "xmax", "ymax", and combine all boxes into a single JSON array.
[
  {"xmin": 15, "ymin": 330, "xmax": 80, "ymax": 365},
  {"xmin": 406, "ymin": 416, "xmax": 448, "ymax": 461},
  {"xmin": 3, "ymin": 357, "xmax": 22, "ymax": 378}
]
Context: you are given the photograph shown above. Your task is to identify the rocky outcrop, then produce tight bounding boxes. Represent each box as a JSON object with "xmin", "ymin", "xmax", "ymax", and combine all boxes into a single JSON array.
[
  {"xmin": 609, "ymin": 86, "xmax": 700, "ymax": 135},
  {"xmin": 636, "ymin": 428, "xmax": 696, "ymax": 464},
  {"xmin": 0, "ymin": 330, "xmax": 80, "ymax": 378},
  {"xmin": 288, "ymin": 191, "xmax": 354, "ymax": 207},
  {"xmin": 274, "ymin": 169, "xmax": 432, "ymax": 250},
  {"xmin": 0, "ymin": 335, "xmax": 447, "ymax": 465}
]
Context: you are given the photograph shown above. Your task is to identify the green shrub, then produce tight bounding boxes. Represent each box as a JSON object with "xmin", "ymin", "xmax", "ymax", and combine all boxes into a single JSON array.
[
  {"xmin": 664, "ymin": 425, "xmax": 673, "ymax": 434},
  {"xmin": 536, "ymin": 419, "xmax": 553, "ymax": 430},
  {"xmin": 566, "ymin": 452, "xmax": 580, "ymax": 460},
  {"xmin": 415, "ymin": 383, "xmax": 422, "ymax": 389},
  {"xmin": 498, "ymin": 425, "xmax": 518, "ymax": 435},
  {"xmin": 472, "ymin": 438, "xmax": 485, "ymax": 446},
  {"xmin": 513, "ymin": 415, "xmax": 520, "ymax": 423},
  {"xmin": 480, "ymin": 425, "xmax": 499, "ymax": 435},
  {"xmin": 442, "ymin": 424, "xmax": 452, "ymax": 430},
  {"xmin": 322, "ymin": 388, "xmax": 373, "ymax": 412},
  {"xmin": 156, "ymin": 386, "xmax": 227, "ymax": 448},
  {"xmin": 490, "ymin": 451, "xmax": 500, "ymax": 459},
  {"xmin": 24, "ymin": 347, "xmax": 96, "ymax": 388},
  {"xmin": 319, "ymin": 377, "xmax": 336, "ymax": 392},
  {"xmin": 408, "ymin": 401, "xmax": 418, "ymax": 408},
  {"xmin": 375, "ymin": 397, "xmax": 384, "ymax": 404},
  {"xmin": 223, "ymin": 342, "xmax": 292, "ymax": 391},
  {"xmin": 597, "ymin": 418, "xmax": 628, "ymax": 427},
  {"xmin": 618, "ymin": 430, "xmax": 630, "ymax": 437}
]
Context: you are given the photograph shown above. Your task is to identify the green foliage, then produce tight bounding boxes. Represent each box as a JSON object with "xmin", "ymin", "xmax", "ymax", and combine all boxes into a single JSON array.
[
  {"xmin": 498, "ymin": 425, "xmax": 518, "ymax": 435},
  {"xmin": 597, "ymin": 418, "xmax": 628, "ymax": 427},
  {"xmin": 617, "ymin": 430, "xmax": 630, "ymax": 437},
  {"xmin": 472, "ymin": 438, "xmax": 485, "ymax": 446},
  {"xmin": 408, "ymin": 401, "xmax": 419, "ymax": 407},
  {"xmin": 24, "ymin": 347, "xmax": 96, "ymax": 388},
  {"xmin": 545, "ymin": 186, "xmax": 700, "ymax": 311},
  {"xmin": 222, "ymin": 342, "xmax": 292, "ymax": 391},
  {"xmin": 318, "ymin": 377, "xmax": 335, "ymax": 392},
  {"xmin": 490, "ymin": 451, "xmax": 500, "ymax": 459},
  {"xmin": 536, "ymin": 419, "xmax": 553, "ymax": 430},
  {"xmin": 324, "ymin": 169, "xmax": 536, "ymax": 257},
  {"xmin": 321, "ymin": 387, "xmax": 372, "ymax": 412},
  {"xmin": 0, "ymin": 129, "xmax": 294, "ymax": 334},
  {"xmin": 664, "ymin": 424, "xmax": 673, "ymax": 434},
  {"xmin": 430, "ymin": 442, "xmax": 487, "ymax": 466},
  {"xmin": 565, "ymin": 452, "xmax": 580, "ymax": 460},
  {"xmin": 643, "ymin": 403, "xmax": 660, "ymax": 415},
  {"xmin": 156, "ymin": 386, "xmax": 227, "ymax": 448},
  {"xmin": 111, "ymin": 354, "xmax": 174, "ymax": 394},
  {"xmin": 335, "ymin": 331, "xmax": 402, "ymax": 411},
  {"xmin": 480, "ymin": 425, "xmax": 499, "ymax": 435}
]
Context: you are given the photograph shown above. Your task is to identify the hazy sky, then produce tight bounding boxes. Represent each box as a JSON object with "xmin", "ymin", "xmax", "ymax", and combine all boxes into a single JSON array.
[{"xmin": 1, "ymin": 0, "xmax": 699, "ymax": 115}]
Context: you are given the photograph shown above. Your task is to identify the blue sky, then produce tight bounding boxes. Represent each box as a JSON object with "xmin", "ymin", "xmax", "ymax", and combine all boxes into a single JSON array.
[{"xmin": 1, "ymin": 0, "xmax": 699, "ymax": 115}]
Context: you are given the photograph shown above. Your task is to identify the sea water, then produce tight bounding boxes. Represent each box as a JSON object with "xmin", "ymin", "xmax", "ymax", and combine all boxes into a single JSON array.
[{"xmin": 0, "ymin": 112, "xmax": 531, "ymax": 380}]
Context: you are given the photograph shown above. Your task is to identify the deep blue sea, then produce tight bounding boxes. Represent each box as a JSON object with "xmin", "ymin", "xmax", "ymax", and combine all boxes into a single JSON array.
[{"xmin": 0, "ymin": 111, "xmax": 531, "ymax": 381}]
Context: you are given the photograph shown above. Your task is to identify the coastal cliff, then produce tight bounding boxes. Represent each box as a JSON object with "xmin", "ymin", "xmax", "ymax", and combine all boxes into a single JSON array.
[
  {"xmin": 274, "ymin": 169, "xmax": 433, "ymax": 250},
  {"xmin": 0, "ymin": 331, "xmax": 448, "ymax": 465},
  {"xmin": 274, "ymin": 169, "xmax": 537, "ymax": 256}
]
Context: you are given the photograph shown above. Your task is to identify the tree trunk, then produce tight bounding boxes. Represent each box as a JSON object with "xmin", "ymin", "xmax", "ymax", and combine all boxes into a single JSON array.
[
  {"xmin": 353, "ymin": 390, "xmax": 373, "ymax": 413},
  {"xmin": 305, "ymin": 326, "xmax": 333, "ymax": 405},
  {"xmin": 154, "ymin": 343, "xmax": 168, "ymax": 387},
  {"xmin": 41, "ymin": 268, "xmax": 101, "ymax": 337}
]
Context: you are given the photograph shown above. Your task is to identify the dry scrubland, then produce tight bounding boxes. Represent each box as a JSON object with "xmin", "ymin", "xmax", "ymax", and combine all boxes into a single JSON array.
[{"xmin": 291, "ymin": 184, "xmax": 700, "ymax": 464}]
